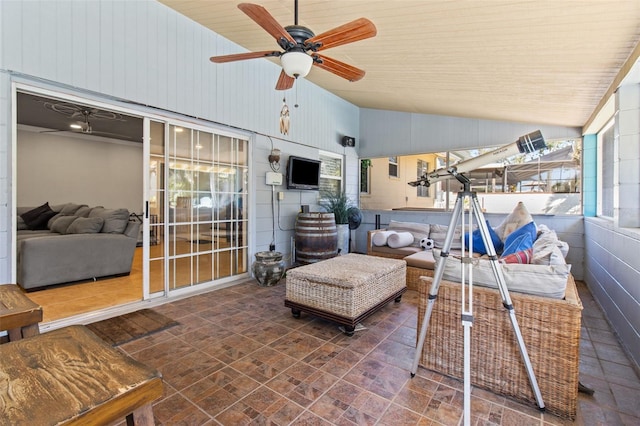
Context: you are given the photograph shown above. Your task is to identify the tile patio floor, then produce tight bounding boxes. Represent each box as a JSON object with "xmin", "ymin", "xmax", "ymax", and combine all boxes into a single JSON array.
[{"xmin": 117, "ymin": 279, "xmax": 640, "ymax": 425}]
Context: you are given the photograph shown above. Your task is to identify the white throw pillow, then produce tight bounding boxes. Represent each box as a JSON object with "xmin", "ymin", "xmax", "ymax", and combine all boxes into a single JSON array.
[
  {"xmin": 388, "ymin": 220, "xmax": 430, "ymax": 247},
  {"xmin": 533, "ymin": 224, "xmax": 569, "ymax": 262},
  {"xmin": 387, "ymin": 232, "xmax": 414, "ymax": 248},
  {"xmin": 495, "ymin": 202, "xmax": 534, "ymax": 242},
  {"xmin": 372, "ymin": 230, "xmax": 397, "ymax": 246}
]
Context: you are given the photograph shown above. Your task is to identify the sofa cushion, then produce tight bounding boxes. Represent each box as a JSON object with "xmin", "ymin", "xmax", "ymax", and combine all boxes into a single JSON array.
[
  {"xmin": 501, "ymin": 221, "xmax": 537, "ymax": 257},
  {"xmin": 89, "ymin": 207, "xmax": 130, "ymax": 234},
  {"xmin": 464, "ymin": 220, "xmax": 503, "ymax": 255},
  {"xmin": 495, "ymin": 202, "xmax": 533, "ymax": 242},
  {"xmin": 20, "ymin": 202, "xmax": 57, "ymax": 230},
  {"xmin": 75, "ymin": 206, "xmax": 100, "ymax": 218},
  {"xmin": 501, "ymin": 248, "xmax": 533, "ymax": 264},
  {"xmin": 429, "ymin": 224, "xmax": 465, "ymax": 250},
  {"xmin": 50, "ymin": 215, "xmax": 80, "ymax": 234},
  {"xmin": 387, "ymin": 232, "xmax": 414, "ymax": 248},
  {"xmin": 372, "ymin": 230, "xmax": 397, "ymax": 247},
  {"xmin": 59, "ymin": 203, "xmax": 86, "ymax": 215},
  {"xmin": 17, "ymin": 216, "xmax": 29, "ymax": 231},
  {"xmin": 67, "ymin": 217, "xmax": 104, "ymax": 234},
  {"xmin": 404, "ymin": 250, "xmax": 437, "ymax": 270},
  {"xmin": 371, "ymin": 245, "xmax": 421, "ymax": 257},
  {"xmin": 433, "ymin": 248, "xmax": 570, "ymax": 299},
  {"xmin": 388, "ymin": 221, "xmax": 430, "ymax": 247},
  {"xmin": 533, "ymin": 225, "xmax": 569, "ymax": 264}
]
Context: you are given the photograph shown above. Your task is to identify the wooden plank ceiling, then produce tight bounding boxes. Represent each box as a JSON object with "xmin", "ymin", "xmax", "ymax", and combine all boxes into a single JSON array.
[{"xmin": 159, "ymin": 0, "xmax": 640, "ymax": 128}]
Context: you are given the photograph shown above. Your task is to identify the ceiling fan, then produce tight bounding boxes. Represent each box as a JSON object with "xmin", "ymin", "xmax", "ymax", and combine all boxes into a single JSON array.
[
  {"xmin": 209, "ymin": 1, "xmax": 377, "ymax": 90},
  {"xmin": 39, "ymin": 102, "xmax": 132, "ymax": 140}
]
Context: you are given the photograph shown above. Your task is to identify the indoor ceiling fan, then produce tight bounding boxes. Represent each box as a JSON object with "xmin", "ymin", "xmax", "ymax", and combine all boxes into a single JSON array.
[
  {"xmin": 39, "ymin": 102, "xmax": 133, "ymax": 140},
  {"xmin": 209, "ymin": 1, "xmax": 377, "ymax": 90}
]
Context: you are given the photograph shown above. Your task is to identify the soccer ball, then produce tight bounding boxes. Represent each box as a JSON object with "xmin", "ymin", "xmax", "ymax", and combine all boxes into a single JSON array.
[{"xmin": 420, "ymin": 237, "xmax": 434, "ymax": 250}]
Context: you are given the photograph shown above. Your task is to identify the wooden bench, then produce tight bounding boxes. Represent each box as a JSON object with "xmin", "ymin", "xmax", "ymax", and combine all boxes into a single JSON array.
[
  {"xmin": 0, "ymin": 325, "xmax": 163, "ymax": 425},
  {"xmin": 0, "ymin": 284, "xmax": 43, "ymax": 342}
]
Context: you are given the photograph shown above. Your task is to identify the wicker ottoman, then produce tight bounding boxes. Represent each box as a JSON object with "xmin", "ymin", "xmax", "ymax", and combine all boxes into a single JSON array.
[{"xmin": 285, "ymin": 253, "xmax": 407, "ymax": 335}]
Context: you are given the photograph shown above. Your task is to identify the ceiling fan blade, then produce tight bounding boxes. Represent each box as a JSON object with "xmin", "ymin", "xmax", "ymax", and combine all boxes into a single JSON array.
[
  {"xmin": 238, "ymin": 3, "xmax": 296, "ymax": 45},
  {"xmin": 40, "ymin": 129, "xmax": 68, "ymax": 134},
  {"xmin": 92, "ymin": 131, "xmax": 134, "ymax": 140},
  {"xmin": 275, "ymin": 70, "xmax": 295, "ymax": 90},
  {"xmin": 210, "ymin": 50, "xmax": 281, "ymax": 63},
  {"xmin": 306, "ymin": 18, "xmax": 377, "ymax": 51},
  {"xmin": 313, "ymin": 54, "xmax": 366, "ymax": 82}
]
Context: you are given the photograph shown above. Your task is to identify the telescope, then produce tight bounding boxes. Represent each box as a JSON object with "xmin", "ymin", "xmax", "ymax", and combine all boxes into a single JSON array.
[{"xmin": 408, "ymin": 130, "xmax": 546, "ymax": 187}]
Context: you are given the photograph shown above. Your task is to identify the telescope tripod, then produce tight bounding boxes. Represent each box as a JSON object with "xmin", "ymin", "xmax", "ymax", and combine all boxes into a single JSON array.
[{"xmin": 410, "ymin": 179, "xmax": 545, "ymax": 425}]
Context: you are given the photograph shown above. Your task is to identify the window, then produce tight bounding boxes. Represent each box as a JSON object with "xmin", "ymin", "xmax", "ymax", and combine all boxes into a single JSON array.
[
  {"xmin": 598, "ymin": 120, "xmax": 615, "ymax": 218},
  {"xmin": 416, "ymin": 159, "xmax": 429, "ymax": 197},
  {"xmin": 359, "ymin": 139, "xmax": 582, "ymax": 214},
  {"xmin": 319, "ymin": 152, "xmax": 343, "ymax": 195},
  {"xmin": 360, "ymin": 159, "xmax": 371, "ymax": 193},
  {"xmin": 388, "ymin": 156, "xmax": 398, "ymax": 177}
]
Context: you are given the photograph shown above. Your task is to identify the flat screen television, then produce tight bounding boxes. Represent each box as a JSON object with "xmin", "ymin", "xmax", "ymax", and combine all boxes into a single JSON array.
[{"xmin": 287, "ymin": 156, "xmax": 321, "ymax": 190}]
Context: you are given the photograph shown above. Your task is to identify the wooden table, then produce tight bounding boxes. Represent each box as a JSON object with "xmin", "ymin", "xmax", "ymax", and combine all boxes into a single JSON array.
[
  {"xmin": 0, "ymin": 325, "xmax": 163, "ymax": 425},
  {"xmin": 0, "ymin": 284, "xmax": 43, "ymax": 342}
]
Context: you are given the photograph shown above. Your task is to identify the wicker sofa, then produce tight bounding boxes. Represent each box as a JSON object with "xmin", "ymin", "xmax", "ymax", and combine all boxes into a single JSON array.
[
  {"xmin": 417, "ymin": 275, "xmax": 582, "ymax": 419},
  {"xmin": 366, "ymin": 219, "xmax": 582, "ymax": 419}
]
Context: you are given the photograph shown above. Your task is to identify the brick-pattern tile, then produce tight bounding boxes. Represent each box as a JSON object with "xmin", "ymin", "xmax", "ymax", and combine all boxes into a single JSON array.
[{"xmin": 116, "ymin": 279, "xmax": 638, "ymax": 425}]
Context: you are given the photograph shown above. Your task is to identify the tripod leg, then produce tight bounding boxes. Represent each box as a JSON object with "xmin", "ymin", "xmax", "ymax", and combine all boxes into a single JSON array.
[
  {"xmin": 471, "ymin": 196, "xmax": 545, "ymax": 411},
  {"xmin": 410, "ymin": 194, "xmax": 465, "ymax": 377},
  {"xmin": 463, "ymin": 314, "xmax": 473, "ymax": 426}
]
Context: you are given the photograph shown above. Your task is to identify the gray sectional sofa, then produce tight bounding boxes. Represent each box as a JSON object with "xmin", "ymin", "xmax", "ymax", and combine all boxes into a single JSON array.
[{"xmin": 16, "ymin": 202, "xmax": 140, "ymax": 291}]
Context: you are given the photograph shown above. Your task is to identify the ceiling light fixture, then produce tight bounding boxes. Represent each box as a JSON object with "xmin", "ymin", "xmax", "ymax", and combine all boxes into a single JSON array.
[
  {"xmin": 70, "ymin": 124, "xmax": 82, "ymax": 129},
  {"xmin": 280, "ymin": 51, "xmax": 313, "ymax": 79}
]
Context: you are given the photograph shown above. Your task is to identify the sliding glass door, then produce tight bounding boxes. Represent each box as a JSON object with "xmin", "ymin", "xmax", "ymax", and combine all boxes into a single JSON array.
[{"xmin": 145, "ymin": 120, "xmax": 248, "ymax": 296}]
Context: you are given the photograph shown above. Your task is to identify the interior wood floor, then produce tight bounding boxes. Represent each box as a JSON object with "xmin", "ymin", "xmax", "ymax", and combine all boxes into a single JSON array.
[
  {"xmin": 24, "ymin": 242, "xmax": 245, "ymax": 323},
  {"xmin": 26, "ymin": 249, "xmax": 144, "ymax": 323}
]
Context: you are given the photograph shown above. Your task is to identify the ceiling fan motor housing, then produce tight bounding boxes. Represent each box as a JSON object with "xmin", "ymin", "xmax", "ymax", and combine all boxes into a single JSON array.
[{"xmin": 283, "ymin": 25, "xmax": 315, "ymax": 49}]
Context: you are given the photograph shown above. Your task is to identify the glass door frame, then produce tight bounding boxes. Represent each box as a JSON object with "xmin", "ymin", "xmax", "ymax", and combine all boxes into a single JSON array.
[{"xmin": 145, "ymin": 117, "xmax": 252, "ymax": 299}]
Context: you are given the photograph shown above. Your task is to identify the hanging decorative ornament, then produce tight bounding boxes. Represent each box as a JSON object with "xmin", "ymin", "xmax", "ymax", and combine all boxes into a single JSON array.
[{"xmin": 280, "ymin": 97, "xmax": 290, "ymax": 135}]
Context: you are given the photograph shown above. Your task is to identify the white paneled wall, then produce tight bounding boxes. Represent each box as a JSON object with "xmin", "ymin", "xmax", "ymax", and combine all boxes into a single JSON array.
[
  {"xmin": 584, "ymin": 218, "xmax": 640, "ymax": 368},
  {"xmin": 0, "ymin": 0, "xmax": 360, "ymax": 283},
  {"xmin": 0, "ymin": 71, "xmax": 11, "ymax": 281}
]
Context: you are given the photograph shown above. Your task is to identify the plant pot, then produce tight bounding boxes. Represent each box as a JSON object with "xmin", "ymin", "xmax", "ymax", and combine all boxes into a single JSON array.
[
  {"xmin": 252, "ymin": 251, "xmax": 286, "ymax": 287},
  {"xmin": 336, "ymin": 223, "xmax": 350, "ymax": 255}
]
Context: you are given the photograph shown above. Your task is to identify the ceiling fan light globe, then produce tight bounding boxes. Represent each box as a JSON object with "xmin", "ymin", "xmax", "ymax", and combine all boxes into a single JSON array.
[{"xmin": 281, "ymin": 51, "xmax": 313, "ymax": 78}]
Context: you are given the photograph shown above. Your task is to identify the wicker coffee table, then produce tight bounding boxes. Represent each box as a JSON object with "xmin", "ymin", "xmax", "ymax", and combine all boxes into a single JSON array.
[{"xmin": 285, "ymin": 253, "xmax": 406, "ymax": 335}]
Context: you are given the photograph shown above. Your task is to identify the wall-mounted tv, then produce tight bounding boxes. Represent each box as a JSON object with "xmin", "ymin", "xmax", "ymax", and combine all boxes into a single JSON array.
[{"xmin": 287, "ymin": 156, "xmax": 321, "ymax": 190}]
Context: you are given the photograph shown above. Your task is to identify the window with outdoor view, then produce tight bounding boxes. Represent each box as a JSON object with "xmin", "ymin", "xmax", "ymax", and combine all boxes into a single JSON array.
[
  {"xmin": 598, "ymin": 120, "xmax": 615, "ymax": 218},
  {"xmin": 360, "ymin": 159, "xmax": 371, "ymax": 193},
  {"xmin": 319, "ymin": 152, "xmax": 343, "ymax": 195},
  {"xmin": 389, "ymin": 156, "xmax": 398, "ymax": 177},
  {"xmin": 359, "ymin": 138, "xmax": 582, "ymax": 215},
  {"xmin": 417, "ymin": 159, "xmax": 429, "ymax": 197}
]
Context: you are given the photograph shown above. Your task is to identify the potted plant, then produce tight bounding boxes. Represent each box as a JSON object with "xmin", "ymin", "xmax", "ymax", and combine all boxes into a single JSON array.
[{"xmin": 319, "ymin": 191, "xmax": 359, "ymax": 254}]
